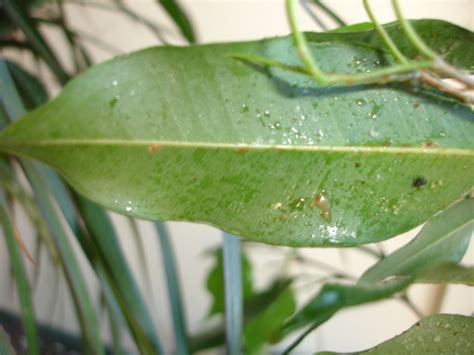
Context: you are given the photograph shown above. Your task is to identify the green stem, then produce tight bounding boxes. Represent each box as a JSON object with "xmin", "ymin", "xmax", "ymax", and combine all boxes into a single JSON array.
[
  {"xmin": 234, "ymin": 52, "xmax": 432, "ymax": 86},
  {"xmin": 363, "ymin": 0, "xmax": 408, "ymax": 64},
  {"xmin": 286, "ymin": 0, "xmax": 329, "ymax": 84},
  {"xmin": 391, "ymin": 0, "xmax": 437, "ymax": 59}
]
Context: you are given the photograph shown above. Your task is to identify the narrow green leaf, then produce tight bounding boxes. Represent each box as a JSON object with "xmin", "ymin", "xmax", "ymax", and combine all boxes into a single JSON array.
[
  {"xmin": 128, "ymin": 217, "xmax": 155, "ymax": 305},
  {"xmin": 74, "ymin": 196, "xmax": 164, "ymax": 354},
  {"xmin": 318, "ymin": 314, "xmax": 474, "ymax": 354},
  {"xmin": 244, "ymin": 285, "xmax": 296, "ymax": 355},
  {"xmin": 156, "ymin": 222, "xmax": 189, "ymax": 355},
  {"xmin": 310, "ymin": 0, "xmax": 346, "ymax": 27},
  {"xmin": 113, "ymin": 0, "xmax": 167, "ymax": 43},
  {"xmin": 157, "ymin": 0, "xmax": 196, "ymax": 43},
  {"xmin": 0, "ymin": 326, "xmax": 15, "ymax": 355},
  {"xmin": 0, "ymin": 191, "xmax": 40, "ymax": 355},
  {"xmin": 5, "ymin": 60, "xmax": 48, "ymax": 110},
  {"xmin": 22, "ymin": 162, "xmax": 105, "ymax": 355},
  {"xmin": 414, "ymin": 263, "xmax": 474, "ymax": 286},
  {"xmin": 38, "ymin": 168, "xmax": 160, "ymax": 353},
  {"xmin": 359, "ymin": 198, "xmax": 474, "ymax": 284},
  {"xmin": 0, "ymin": 58, "xmax": 104, "ymax": 355},
  {"xmin": 2, "ymin": 0, "xmax": 70, "ymax": 84},
  {"xmin": 279, "ymin": 277, "xmax": 412, "ymax": 352},
  {"xmin": 206, "ymin": 247, "xmax": 254, "ymax": 317},
  {"xmin": 0, "ymin": 21, "xmax": 472, "ymax": 247},
  {"xmin": 223, "ymin": 233, "xmax": 243, "ymax": 355}
]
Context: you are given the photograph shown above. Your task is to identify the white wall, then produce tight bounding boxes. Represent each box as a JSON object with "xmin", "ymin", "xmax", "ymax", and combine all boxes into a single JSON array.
[{"xmin": 1, "ymin": 1, "xmax": 473, "ymax": 354}]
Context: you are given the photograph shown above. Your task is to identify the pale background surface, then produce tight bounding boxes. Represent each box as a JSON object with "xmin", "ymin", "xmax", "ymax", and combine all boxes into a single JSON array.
[{"xmin": 0, "ymin": 1, "xmax": 473, "ymax": 354}]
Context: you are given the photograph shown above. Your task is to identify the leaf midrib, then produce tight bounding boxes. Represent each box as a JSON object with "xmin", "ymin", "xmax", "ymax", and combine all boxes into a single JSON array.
[{"xmin": 1, "ymin": 139, "xmax": 473, "ymax": 156}]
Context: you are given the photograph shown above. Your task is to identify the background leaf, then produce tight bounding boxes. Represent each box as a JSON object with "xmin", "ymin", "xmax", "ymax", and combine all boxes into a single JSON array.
[
  {"xmin": 319, "ymin": 314, "xmax": 474, "ymax": 354},
  {"xmin": 0, "ymin": 191, "xmax": 40, "ymax": 355},
  {"xmin": 206, "ymin": 247, "xmax": 254, "ymax": 317},
  {"xmin": 0, "ymin": 326, "xmax": 15, "ymax": 355},
  {"xmin": 5, "ymin": 60, "xmax": 48, "ymax": 110},
  {"xmin": 157, "ymin": 0, "xmax": 196, "ymax": 43},
  {"xmin": 279, "ymin": 278, "xmax": 412, "ymax": 342},
  {"xmin": 243, "ymin": 285, "xmax": 296, "ymax": 355},
  {"xmin": 155, "ymin": 222, "xmax": 189, "ymax": 354},
  {"xmin": 0, "ymin": 21, "xmax": 472, "ymax": 247},
  {"xmin": 359, "ymin": 198, "xmax": 474, "ymax": 284},
  {"xmin": 414, "ymin": 263, "xmax": 474, "ymax": 286}
]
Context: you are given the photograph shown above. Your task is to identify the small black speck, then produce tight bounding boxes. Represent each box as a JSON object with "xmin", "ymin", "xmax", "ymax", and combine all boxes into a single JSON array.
[
  {"xmin": 413, "ymin": 176, "xmax": 428, "ymax": 188},
  {"xmin": 355, "ymin": 162, "xmax": 361, "ymax": 168}
]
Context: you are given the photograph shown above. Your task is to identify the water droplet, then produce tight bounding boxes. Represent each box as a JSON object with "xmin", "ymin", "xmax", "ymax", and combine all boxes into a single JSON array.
[
  {"xmin": 289, "ymin": 197, "xmax": 305, "ymax": 211},
  {"xmin": 264, "ymin": 110, "xmax": 271, "ymax": 117},
  {"xmin": 112, "ymin": 80, "xmax": 118, "ymax": 86},
  {"xmin": 241, "ymin": 104, "xmax": 249, "ymax": 113},
  {"xmin": 356, "ymin": 98, "xmax": 367, "ymax": 106},
  {"xmin": 369, "ymin": 104, "xmax": 383, "ymax": 119}
]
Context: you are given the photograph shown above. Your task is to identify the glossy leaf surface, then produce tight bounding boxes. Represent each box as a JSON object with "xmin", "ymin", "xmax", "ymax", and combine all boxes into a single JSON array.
[
  {"xmin": 319, "ymin": 314, "xmax": 474, "ymax": 354},
  {"xmin": 0, "ymin": 21, "xmax": 473, "ymax": 246}
]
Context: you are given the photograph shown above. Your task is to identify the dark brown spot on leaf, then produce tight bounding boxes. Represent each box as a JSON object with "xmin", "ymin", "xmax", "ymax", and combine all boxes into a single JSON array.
[{"xmin": 413, "ymin": 176, "xmax": 428, "ymax": 188}]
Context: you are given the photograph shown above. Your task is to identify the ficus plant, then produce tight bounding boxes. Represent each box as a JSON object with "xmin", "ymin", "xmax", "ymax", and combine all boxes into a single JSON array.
[{"xmin": 0, "ymin": 0, "xmax": 473, "ymax": 354}]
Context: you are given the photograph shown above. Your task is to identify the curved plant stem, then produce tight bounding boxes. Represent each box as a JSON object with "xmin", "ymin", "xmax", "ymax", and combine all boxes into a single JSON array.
[
  {"xmin": 286, "ymin": 0, "xmax": 330, "ymax": 84},
  {"xmin": 285, "ymin": 0, "xmax": 432, "ymax": 85},
  {"xmin": 363, "ymin": 0, "xmax": 408, "ymax": 64},
  {"xmin": 391, "ymin": 0, "xmax": 437, "ymax": 60},
  {"xmin": 391, "ymin": 0, "xmax": 474, "ymax": 89},
  {"xmin": 419, "ymin": 73, "xmax": 474, "ymax": 104}
]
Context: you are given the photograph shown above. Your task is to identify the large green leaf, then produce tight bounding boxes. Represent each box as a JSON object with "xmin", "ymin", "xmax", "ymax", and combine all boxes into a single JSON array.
[
  {"xmin": 319, "ymin": 314, "xmax": 474, "ymax": 354},
  {"xmin": 359, "ymin": 198, "xmax": 474, "ymax": 284},
  {"xmin": 0, "ymin": 21, "xmax": 472, "ymax": 247}
]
